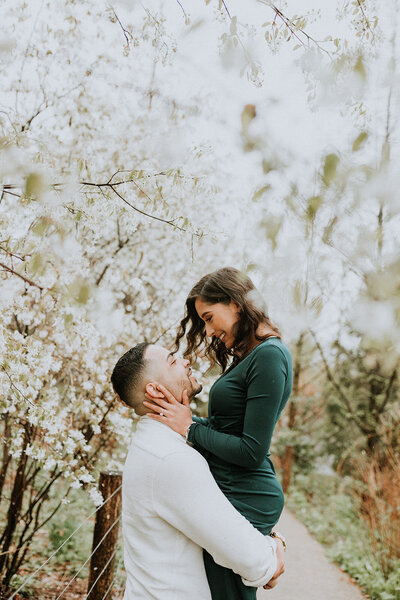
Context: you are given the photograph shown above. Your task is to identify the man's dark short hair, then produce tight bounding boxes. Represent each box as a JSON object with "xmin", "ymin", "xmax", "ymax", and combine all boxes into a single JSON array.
[{"xmin": 111, "ymin": 342, "xmax": 150, "ymax": 408}]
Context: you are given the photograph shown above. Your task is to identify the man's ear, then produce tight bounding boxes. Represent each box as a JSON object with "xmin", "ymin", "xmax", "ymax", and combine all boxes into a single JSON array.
[{"xmin": 145, "ymin": 382, "xmax": 165, "ymax": 399}]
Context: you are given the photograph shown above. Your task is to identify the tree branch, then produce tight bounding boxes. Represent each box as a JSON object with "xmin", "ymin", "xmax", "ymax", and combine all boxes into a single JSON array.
[
  {"xmin": 176, "ymin": 0, "xmax": 188, "ymax": 21},
  {"xmin": 309, "ymin": 330, "xmax": 370, "ymax": 434},
  {"xmin": 379, "ymin": 366, "xmax": 398, "ymax": 414},
  {"xmin": 80, "ymin": 178, "xmax": 200, "ymax": 236},
  {"xmin": 109, "ymin": 6, "xmax": 134, "ymax": 49},
  {"xmin": 1, "ymin": 367, "xmax": 35, "ymax": 408},
  {"xmin": 0, "ymin": 246, "xmax": 26, "ymax": 262},
  {"xmin": 258, "ymin": 0, "xmax": 331, "ymax": 56},
  {"xmin": 356, "ymin": 0, "xmax": 374, "ymax": 37},
  {"xmin": 0, "ymin": 261, "xmax": 44, "ymax": 290}
]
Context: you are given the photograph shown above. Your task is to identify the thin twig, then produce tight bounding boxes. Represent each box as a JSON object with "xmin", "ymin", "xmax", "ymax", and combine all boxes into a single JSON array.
[
  {"xmin": 221, "ymin": 1, "xmax": 232, "ymax": 19},
  {"xmin": 1, "ymin": 366, "xmax": 35, "ymax": 408},
  {"xmin": 80, "ymin": 179, "xmax": 199, "ymax": 236},
  {"xmin": 380, "ymin": 367, "xmax": 398, "ymax": 413},
  {"xmin": 152, "ymin": 318, "xmax": 181, "ymax": 344},
  {"xmin": 309, "ymin": 330, "xmax": 368, "ymax": 433},
  {"xmin": 175, "ymin": 0, "xmax": 188, "ymax": 21},
  {"xmin": 0, "ymin": 261, "xmax": 44, "ymax": 290},
  {"xmin": 110, "ymin": 6, "xmax": 134, "ymax": 49},
  {"xmin": 0, "ymin": 246, "xmax": 26, "ymax": 261},
  {"xmin": 258, "ymin": 0, "xmax": 331, "ymax": 56},
  {"xmin": 356, "ymin": 0, "xmax": 374, "ymax": 37}
]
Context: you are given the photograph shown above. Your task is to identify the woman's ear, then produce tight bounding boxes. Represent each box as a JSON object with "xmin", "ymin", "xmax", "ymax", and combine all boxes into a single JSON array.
[
  {"xmin": 145, "ymin": 382, "xmax": 165, "ymax": 399},
  {"xmin": 231, "ymin": 300, "xmax": 241, "ymax": 313}
]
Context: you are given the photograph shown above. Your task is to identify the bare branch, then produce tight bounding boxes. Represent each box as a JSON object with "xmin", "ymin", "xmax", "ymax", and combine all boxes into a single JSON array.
[
  {"xmin": 258, "ymin": 0, "xmax": 331, "ymax": 56},
  {"xmin": 20, "ymin": 103, "xmax": 46, "ymax": 133},
  {"xmin": 221, "ymin": 1, "xmax": 232, "ymax": 19},
  {"xmin": 109, "ymin": 6, "xmax": 134, "ymax": 49},
  {"xmin": 176, "ymin": 0, "xmax": 188, "ymax": 21},
  {"xmin": 0, "ymin": 261, "xmax": 44, "ymax": 290},
  {"xmin": 17, "ymin": 77, "xmax": 83, "ymax": 134},
  {"xmin": 1, "ymin": 366, "xmax": 35, "ymax": 408},
  {"xmin": 1, "ymin": 185, "xmax": 22, "ymax": 199},
  {"xmin": 0, "ymin": 246, "xmax": 26, "ymax": 262},
  {"xmin": 379, "ymin": 367, "xmax": 398, "ymax": 414},
  {"xmin": 356, "ymin": 0, "xmax": 375, "ymax": 38},
  {"xmin": 80, "ymin": 178, "xmax": 201, "ymax": 236},
  {"xmin": 309, "ymin": 329, "xmax": 370, "ymax": 434}
]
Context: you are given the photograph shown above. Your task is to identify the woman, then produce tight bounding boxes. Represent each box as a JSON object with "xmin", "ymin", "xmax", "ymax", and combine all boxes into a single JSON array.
[{"xmin": 143, "ymin": 267, "xmax": 292, "ymax": 599}]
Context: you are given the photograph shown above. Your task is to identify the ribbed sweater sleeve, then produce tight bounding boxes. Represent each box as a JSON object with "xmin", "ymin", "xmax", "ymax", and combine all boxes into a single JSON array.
[
  {"xmin": 187, "ymin": 344, "xmax": 288, "ymax": 468},
  {"xmin": 153, "ymin": 449, "xmax": 277, "ymax": 587}
]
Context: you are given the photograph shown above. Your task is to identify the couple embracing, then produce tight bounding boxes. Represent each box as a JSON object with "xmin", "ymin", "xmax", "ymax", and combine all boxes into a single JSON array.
[{"xmin": 111, "ymin": 267, "xmax": 293, "ymax": 599}]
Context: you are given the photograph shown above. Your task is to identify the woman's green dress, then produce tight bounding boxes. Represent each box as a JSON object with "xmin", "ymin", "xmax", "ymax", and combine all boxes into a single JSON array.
[{"xmin": 187, "ymin": 338, "xmax": 293, "ymax": 600}]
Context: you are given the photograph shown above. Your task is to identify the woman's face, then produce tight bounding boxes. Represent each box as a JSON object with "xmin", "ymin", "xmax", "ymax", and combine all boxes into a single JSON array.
[{"xmin": 195, "ymin": 297, "xmax": 240, "ymax": 349}]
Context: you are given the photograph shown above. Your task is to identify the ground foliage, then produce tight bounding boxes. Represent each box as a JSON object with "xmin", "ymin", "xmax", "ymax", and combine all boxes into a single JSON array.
[{"xmin": 286, "ymin": 471, "xmax": 400, "ymax": 600}]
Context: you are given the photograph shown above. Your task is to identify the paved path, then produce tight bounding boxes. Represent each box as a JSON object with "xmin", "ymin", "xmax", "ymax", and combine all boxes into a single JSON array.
[{"xmin": 257, "ymin": 509, "xmax": 367, "ymax": 600}]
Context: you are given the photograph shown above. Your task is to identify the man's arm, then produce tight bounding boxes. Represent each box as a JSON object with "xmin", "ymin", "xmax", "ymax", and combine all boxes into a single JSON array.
[{"xmin": 153, "ymin": 448, "xmax": 282, "ymax": 588}]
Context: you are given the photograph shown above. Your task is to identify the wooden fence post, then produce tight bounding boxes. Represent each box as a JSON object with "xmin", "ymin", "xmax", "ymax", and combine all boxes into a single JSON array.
[{"xmin": 87, "ymin": 471, "xmax": 122, "ymax": 600}]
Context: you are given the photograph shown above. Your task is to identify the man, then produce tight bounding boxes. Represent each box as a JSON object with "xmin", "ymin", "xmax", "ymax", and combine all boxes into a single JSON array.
[{"xmin": 111, "ymin": 343, "xmax": 285, "ymax": 600}]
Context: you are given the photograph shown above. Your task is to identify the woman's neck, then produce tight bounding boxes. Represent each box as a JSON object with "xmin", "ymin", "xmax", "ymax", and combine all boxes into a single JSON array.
[
  {"xmin": 232, "ymin": 326, "xmax": 277, "ymax": 359},
  {"xmin": 248, "ymin": 325, "xmax": 277, "ymax": 350}
]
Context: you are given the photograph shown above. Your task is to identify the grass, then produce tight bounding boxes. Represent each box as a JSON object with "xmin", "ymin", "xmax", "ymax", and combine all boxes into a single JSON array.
[
  {"xmin": 6, "ymin": 485, "xmax": 126, "ymax": 598},
  {"xmin": 286, "ymin": 471, "xmax": 400, "ymax": 600}
]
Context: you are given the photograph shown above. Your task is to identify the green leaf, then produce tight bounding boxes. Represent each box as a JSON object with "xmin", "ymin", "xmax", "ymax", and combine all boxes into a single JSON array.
[
  {"xmin": 262, "ymin": 159, "xmax": 275, "ymax": 174},
  {"xmin": 28, "ymin": 252, "xmax": 43, "ymax": 275},
  {"xmin": 31, "ymin": 217, "xmax": 51, "ymax": 236},
  {"xmin": 311, "ymin": 295, "xmax": 323, "ymax": 315},
  {"xmin": 69, "ymin": 279, "xmax": 91, "ymax": 304},
  {"xmin": 293, "ymin": 280, "xmax": 303, "ymax": 308},
  {"xmin": 252, "ymin": 185, "xmax": 271, "ymax": 201},
  {"xmin": 352, "ymin": 132, "xmax": 368, "ymax": 152},
  {"xmin": 306, "ymin": 196, "xmax": 322, "ymax": 221},
  {"xmin": 354, "ymin": 55, "xmax": 366, "ymax": 80},
  {"xmin": 322, "ymin": 216, "xmax": 338, "ymax": 244},
  {"xmin": 25, "ymin": 173, "xmax": 44, "ymax": 198},
  {"xmin": 322, "ymin": 154, "xmax": 339, "ymax": 187},
  {"xmin": 264, "ymin": 216, "xmax": 282, "ymax": 250},
  {"xmin": 241, "ymin": 104, "xmax": 256, "ymax": 132},
  {"xmin": 64, "ymin": 313, "xmax": 73, "ymax": 327}
]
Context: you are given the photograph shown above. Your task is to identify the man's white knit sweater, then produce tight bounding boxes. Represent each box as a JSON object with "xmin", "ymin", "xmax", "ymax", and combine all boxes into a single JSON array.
[{"xmin": 122, "ymin": 416, "xmax": 277, "ymax": 599}]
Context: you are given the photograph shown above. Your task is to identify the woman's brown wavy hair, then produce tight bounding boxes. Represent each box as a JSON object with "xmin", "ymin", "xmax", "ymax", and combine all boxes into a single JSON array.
[{"xmin": 173, "ymin": 267, "xmax": 281, "ymax": 372}]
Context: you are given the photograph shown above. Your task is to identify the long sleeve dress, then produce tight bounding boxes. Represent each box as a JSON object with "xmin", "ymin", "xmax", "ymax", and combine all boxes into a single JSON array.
[{"xmin": 187, "ymin": 337, "xmax": 293, "ymax": 600}]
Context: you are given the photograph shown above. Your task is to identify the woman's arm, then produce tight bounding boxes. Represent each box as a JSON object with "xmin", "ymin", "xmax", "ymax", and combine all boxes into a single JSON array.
[
  {"xmin": 192, "ymin": 415, "xmax": 210, "ymax": 426},
  {"xmin": 188, "ymin": 344, "xmax": 289, "ymax": 468}
]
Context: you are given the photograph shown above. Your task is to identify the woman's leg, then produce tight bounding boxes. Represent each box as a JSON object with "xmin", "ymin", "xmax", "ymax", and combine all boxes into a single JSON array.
[{"xmin": 203, "ymin": 550, "xmax": 257, "ymax": 600}]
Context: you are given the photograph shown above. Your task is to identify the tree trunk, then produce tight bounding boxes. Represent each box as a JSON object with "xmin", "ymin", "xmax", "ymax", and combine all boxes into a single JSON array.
[
  {"xmin": 281, "ymin": 333, "xmax": 304, "ymax": 493},
  {"xmin": 87, "ymin": 471, "xmax": 122, "ymax": 600},
  {"xmin": 0, "ymin": 428, "xmax": 29, "ymax": 584}
]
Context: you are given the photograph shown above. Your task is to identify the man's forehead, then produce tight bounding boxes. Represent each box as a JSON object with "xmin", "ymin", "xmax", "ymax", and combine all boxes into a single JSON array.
[{"xmin": 145, "ymin": 344, "xmax": 170, "ymax": 362}]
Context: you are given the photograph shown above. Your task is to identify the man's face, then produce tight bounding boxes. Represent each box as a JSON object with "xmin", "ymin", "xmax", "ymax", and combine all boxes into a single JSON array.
[{"xmin": 144, "ymin": 345, "xmax": 202, "ymax": 402}]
